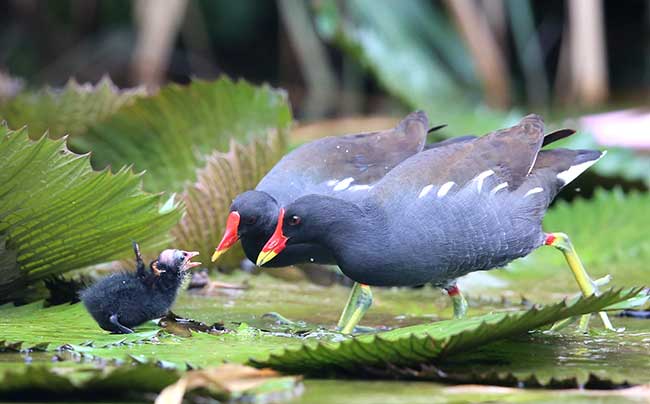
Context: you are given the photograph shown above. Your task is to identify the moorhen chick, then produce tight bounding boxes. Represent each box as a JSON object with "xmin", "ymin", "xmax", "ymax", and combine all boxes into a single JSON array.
[
  {"xmin": 258, "ymin": 114, "xmax": 615, "ymax": 332},
  {"xmin": 81, "ymin": 242, "xmax": 200, "ymax": 333},
  {"xmin": 212, "ymin": 111, "xmax": 474, "ymax": 330}
]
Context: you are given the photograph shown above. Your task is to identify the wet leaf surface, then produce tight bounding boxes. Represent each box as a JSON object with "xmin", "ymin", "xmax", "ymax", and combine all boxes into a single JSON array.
[
  {"xmin": 249, "ymin": 289, "xmax": 642, "ymax": 375},
  {"xmin": 1, "ymin": 274, "xmax": 649, "ymax": 401}
]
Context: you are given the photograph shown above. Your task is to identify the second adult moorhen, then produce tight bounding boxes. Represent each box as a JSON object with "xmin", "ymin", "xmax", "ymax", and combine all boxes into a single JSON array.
[
  {"xmin": 211, "ymin": 112, "xmax": 485, "ymax": 331},
  {"xmin": 257, "ymin": 114, "xmax": 614, "ymax": 332}
]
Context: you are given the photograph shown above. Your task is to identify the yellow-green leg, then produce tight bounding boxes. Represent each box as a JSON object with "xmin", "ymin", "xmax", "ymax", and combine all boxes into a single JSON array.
[
  {"xmin": 545, "ymin": 232, "xmax": 615, "ymax": 331},
  {"xmin": 337, "ymin": 282, "xmax": 373, "ymax": 334},
  {"xmin": 444, "ymin": 284, "xmax": 468, "ymax": 319}
]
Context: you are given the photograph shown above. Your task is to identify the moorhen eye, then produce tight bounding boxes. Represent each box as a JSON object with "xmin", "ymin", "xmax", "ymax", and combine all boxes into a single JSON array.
[
  {"xmin": 288, "ymin": 215, "xmax": 301, "ymax": 226},
  {"xmin": 243, "ymin": 216, "xmax": 257, "ymax": 225}
]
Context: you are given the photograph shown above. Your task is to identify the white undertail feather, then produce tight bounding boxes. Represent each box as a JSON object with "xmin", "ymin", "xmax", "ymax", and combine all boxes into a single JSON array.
[
  {"xmin": 418, "ymin": 184, "xmax": 434, "ymax": 198},
  {"xmin": 437, "ymin": 181, "xmax": 455, "ymax": 197},
  {"xmin": 556, "ymin": 151, "xmax": 607, "ymax": 185},
  {"xmin": 475, "ymin": 170, "xmax": 495, "ymax": 192}
]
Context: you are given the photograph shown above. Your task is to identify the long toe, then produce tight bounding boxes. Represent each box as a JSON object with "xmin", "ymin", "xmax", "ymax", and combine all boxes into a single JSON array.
[{"xmin": 261, "ymin": 312, "xmax": 300, "ymax": 326}]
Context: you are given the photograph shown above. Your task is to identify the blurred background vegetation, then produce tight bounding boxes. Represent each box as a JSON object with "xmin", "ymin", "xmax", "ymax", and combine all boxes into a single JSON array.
[{"xmin": 1, "ymin": 0, "xmax": 649, "ymax": 117}]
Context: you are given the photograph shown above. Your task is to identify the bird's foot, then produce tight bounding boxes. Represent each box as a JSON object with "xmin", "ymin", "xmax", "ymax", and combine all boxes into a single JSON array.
[
  {"xmin": 545, "ymin": 232, "xmax": 616, "ymax": 332},
  {"xmin": 347, "ymin": 325, "xmax": 379, "ymax": 334},
  {"xmin": 261, "ymin": 312, "xmax": 301, "ymax": 327},
  {"xmin": 109, "ymin": 314, "xmax": 134, "ymax": 334},
  {"xmin": 549, "ymin": 274, "xmax": 622, "ymax": 333}
]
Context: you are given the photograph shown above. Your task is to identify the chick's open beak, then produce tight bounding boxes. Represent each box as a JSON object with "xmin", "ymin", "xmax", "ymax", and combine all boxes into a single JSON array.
[
  {"xmin": 182, "ymin": 251, "xmax": 201, "ymax": 270},
  {"xmin": 212, "ymin": 211, "xmax": 241, "ymax": 262},
  {"xmin": 256, "ymin": 208, "xmax": 288, "ymax": 266}
]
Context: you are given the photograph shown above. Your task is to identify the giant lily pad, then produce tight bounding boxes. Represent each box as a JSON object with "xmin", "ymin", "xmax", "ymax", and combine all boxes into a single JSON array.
[
  {"xmin": 0, "ymin": 302, "xmax": 160, "ymax": 350},
  {"xmin": 249, "ymin": 288, "xmax": 642, "ymax": 374},
  {"xmin": 76, "ymin": 77, "xmax": 292, "ymax": 193},
  {"xmin": 0, "ymin": 76, "xmax": 144, "ymax": 139},
  {"xmin": 0, "ymin": 126, "xmax": 181, "ymax": 302}
]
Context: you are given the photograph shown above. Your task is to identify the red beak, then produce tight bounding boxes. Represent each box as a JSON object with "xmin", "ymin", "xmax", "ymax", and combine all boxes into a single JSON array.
[
  {"xmin": 211, "ymin": 211, "xmax": 240, "ymax": 262},
  {"xmin": 256, "ymin": 208, "xmax": 288, "ymax": 266}
]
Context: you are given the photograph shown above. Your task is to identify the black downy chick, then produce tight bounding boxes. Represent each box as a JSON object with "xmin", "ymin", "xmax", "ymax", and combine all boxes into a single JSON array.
[{"xmin": 80, "ymin": 242, "xmax": 200, "ymax": 334}]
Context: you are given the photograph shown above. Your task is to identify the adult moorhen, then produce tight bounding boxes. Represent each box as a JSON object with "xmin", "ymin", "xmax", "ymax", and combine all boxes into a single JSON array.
[
  {"xmin": 212, "ymin": 111, "xmax": 474, "ymax": 331},
  {"xmin": 257, "ymin": 114, "xmax": 614, "ymax": 332}
]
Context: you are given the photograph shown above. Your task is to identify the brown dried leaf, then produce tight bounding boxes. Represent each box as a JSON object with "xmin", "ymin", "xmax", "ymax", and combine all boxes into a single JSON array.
[{"xmin": 155, "ymin": 364, "xmax": 301, "ymax": 404}]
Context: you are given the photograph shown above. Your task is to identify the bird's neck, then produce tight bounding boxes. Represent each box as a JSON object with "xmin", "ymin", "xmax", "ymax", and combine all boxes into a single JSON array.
[
  {"xmin": 317, "ymin": 200, "xmax": 392, "ymax": 267},
  {"xmin": 152, "ymin": 271, "xmax": 185, "ymax": 292}
]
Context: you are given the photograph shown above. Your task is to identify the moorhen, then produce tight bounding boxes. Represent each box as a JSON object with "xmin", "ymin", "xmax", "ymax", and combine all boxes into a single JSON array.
[
  {"xmin": 81, "ymin": 242, "xmax": 200, "ymax": 333},
  {"xmin": 212, "ymin": 111, "xmax": 476, "ymax": 331},
  {"xmin": 257, "ymin": 114, "xmax": 615, "ymax": 332}
]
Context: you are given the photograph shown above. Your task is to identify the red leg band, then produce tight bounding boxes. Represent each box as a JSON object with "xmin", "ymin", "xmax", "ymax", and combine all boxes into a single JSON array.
[
  {"xmin": 544, "ymin": 234, "xmax": 556, "ymax": 246},
  {"xmin": 446, "ymin": 285, "xmax": 460, "ymax": 297}
]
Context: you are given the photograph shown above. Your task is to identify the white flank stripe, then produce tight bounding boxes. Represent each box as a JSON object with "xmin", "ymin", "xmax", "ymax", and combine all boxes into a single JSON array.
[
  {"xmin": 326, "ymin": 179, "xmax": 338, "ymax": 186},
  {"xmin": 475, "ymin": 170, "xmax": 495, "ymax": 192},
  {"xmin": 348, "ymin": 184, "xmax": 372, "ymax": 192},
  {"xmin": 524, "ymin": 187, "xmax": 544, "ymax": 197},
  {"xmin": 556, "ymin": 151, "xmax": 606, "ymax": 185},
  {"xmin": 490, "ymin": 182, "xmax": 508, "ymax": 195},
  {"xmin": 418, "ymin": 184, "xmax": 434, "ymax": 199},
  {"xmin": 333, "ymin": 177, "xmax": 354, "ymax": 191},
  {"xmin": 437, "ymin": 181, "xmax": 455, "ymax": 197}
]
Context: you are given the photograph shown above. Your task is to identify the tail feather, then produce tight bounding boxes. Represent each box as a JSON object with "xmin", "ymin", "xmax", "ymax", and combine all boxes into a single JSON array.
[
  {"xmin": 521, "ymin": 148, "xmax": 603, "ymax": 197},
  {"xmin": 514, "ymin": 148, "xmax": 604, "ymax": 218},
  {"xmin": 534, "ymin": 149, "xmax": 604, "ymax": 186},
  {"xmin": 524, "ymin": 148, "xmax": 604, "ymax": 196},
  {"xmin": 542, "ymin": 129, "xmax": 576, "ymax": 147}
]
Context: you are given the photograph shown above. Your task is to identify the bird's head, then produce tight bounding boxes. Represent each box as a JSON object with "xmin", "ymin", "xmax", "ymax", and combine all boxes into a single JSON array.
[
  {"xmin": 154, "ymin": 249, "xmax": 201, "ymax": 276},
  {"xmin": 256, "ymin": 195, "xmax": 353, "ymax": 266},
  {"xmin": 211, "ymin": 190, "xmax": 279, "ymax": 262}
]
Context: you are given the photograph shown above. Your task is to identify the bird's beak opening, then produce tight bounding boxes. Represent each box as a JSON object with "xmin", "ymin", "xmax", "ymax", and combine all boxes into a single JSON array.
[
  {"xmin": 181, "ymin": 251, "xmax": 201, "ymax": 270},
  {"xmin": 212, "ymin": 211, "xmax": 241, "ymax": 262},
  {"xmin": 256, "ymin": 208, "xmax": 288, "ymax": 267}
]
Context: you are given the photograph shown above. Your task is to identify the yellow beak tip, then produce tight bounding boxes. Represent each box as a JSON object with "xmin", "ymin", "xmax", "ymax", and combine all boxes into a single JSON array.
[
  {"xmin": 256, "ymin": 251, "xmax": 277, "ymax": 267},
  {"xmin": 211, "ymin": 250, "xmax": 223, "ymax": 262}
]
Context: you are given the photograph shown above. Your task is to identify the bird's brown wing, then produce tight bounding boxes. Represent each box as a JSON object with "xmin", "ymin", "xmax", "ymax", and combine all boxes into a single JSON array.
[
  {"xmin": 256, "ymin": 111, "xmax": 430, "ymax": 206},
  {"xmin": 369, "ymin": 114, "xmax": 550, "ymax": 205}
]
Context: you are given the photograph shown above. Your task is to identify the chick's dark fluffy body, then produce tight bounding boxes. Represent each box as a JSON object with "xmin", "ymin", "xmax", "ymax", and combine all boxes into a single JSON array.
[
  {"xmin": 80, "ymin": 270, "xmax": 184, "ymax": 333},
  {"xmin": 80, "ymin": 245, "xmax": 197, "ymax": 334}
]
